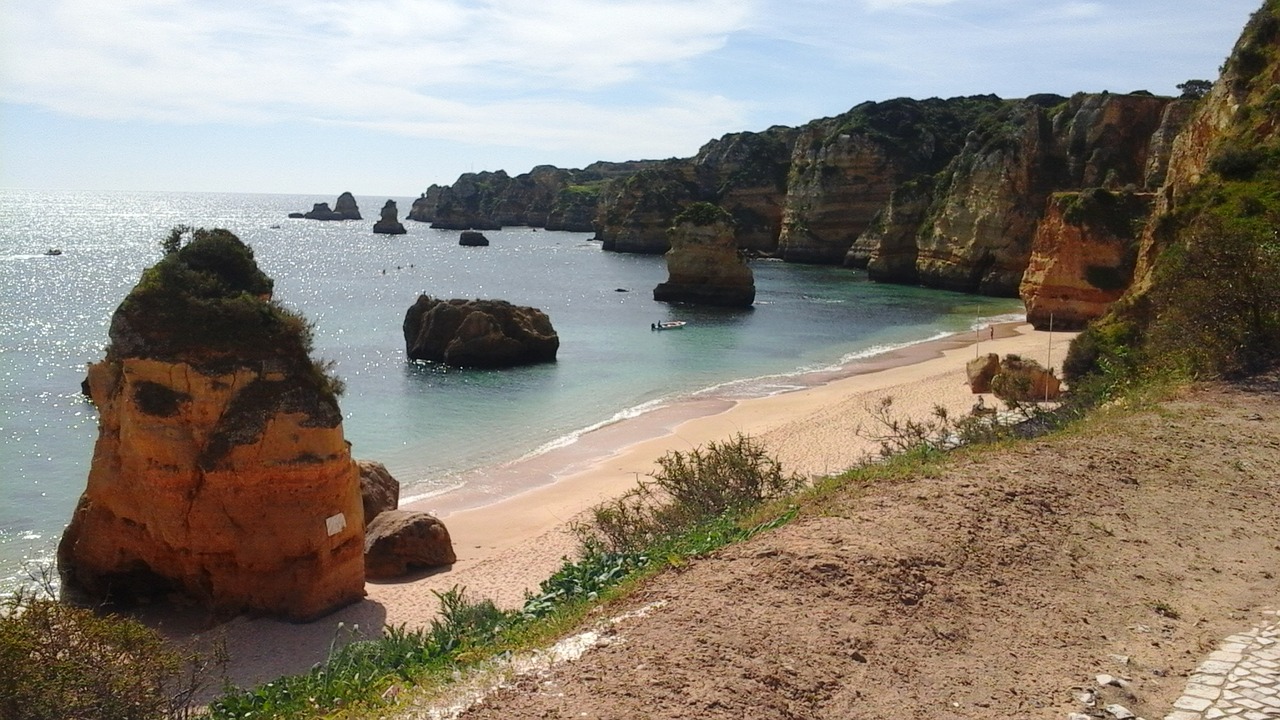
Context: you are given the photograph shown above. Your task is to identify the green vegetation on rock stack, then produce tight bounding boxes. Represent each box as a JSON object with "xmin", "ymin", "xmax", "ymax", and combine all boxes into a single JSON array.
[
  {"xmin": 111, "ymin": 226, "xmax": 343, "ymax": 400},
  {"xmin": 674, "ymin": 201, "xmax": 734, "ymax": 227}
]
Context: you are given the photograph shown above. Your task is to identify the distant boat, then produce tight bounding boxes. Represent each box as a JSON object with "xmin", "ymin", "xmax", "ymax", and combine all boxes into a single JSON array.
[
  {"xmin": 44, "ymin": 248, "xmax": 62, "ymax": 256},
  {"xmin": 652, "ymin": 321, "xmax": 687, "ymax": 331}
]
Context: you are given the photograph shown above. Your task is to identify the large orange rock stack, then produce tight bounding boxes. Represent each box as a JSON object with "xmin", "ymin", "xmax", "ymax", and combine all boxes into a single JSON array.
[{"xmin": 58, "ymin": 228, "xmax": 365, "ymax": 621}]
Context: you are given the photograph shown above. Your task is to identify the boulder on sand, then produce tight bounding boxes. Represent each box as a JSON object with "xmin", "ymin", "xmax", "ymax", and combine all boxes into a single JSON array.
[
  {"xmin": 364, "ymin": 510, "xmax": 456, "ymax": 579},
  {"xmin": 358, "ymin": 460, "xmax": 400, "ymax": 526}
]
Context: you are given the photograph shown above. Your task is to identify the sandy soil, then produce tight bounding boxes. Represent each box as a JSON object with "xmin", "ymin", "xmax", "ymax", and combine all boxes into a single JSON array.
[
  {"xmin": 413, "ymin": 375, "xmax": 1280, "ymax": 720},
  {"xmin": 168, "ymin": 323, "xmax": 1069, "ymax": 694}
]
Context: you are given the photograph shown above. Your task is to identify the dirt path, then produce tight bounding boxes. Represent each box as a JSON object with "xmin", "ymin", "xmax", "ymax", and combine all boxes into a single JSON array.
[{"xmin": 410, "ymin": 378, "xmax": 1280, "ymax": 719}]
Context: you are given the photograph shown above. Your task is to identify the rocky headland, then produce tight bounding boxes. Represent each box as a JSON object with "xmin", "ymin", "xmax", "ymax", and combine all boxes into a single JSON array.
[{"xmin": 57, "ymin": 228, "xmax": 366, "ymax": 622}]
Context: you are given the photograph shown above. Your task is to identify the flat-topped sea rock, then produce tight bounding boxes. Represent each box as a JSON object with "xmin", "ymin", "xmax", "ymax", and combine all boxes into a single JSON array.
[
  {"xmin": 459, "ymin": 230, "xmax": 489, "ymax": 246},
  {"xmin": 403, "ymin": 295, "xmax": 559, "ymax": 368}
]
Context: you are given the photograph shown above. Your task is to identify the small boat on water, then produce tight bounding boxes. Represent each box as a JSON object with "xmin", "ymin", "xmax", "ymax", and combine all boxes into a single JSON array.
[
  {"xmin": 44, "ymin": 248, "xmax": 62, "ymax": 256},
  {"xmin": 651, "ymin": 321, "xmax": 687, "ymax": 331}
]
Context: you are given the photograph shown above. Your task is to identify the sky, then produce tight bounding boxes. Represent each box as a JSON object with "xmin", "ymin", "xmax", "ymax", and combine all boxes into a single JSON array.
[{"xmin": 0, "ymin": 0, "xmax": 1262, "ymax": 196}]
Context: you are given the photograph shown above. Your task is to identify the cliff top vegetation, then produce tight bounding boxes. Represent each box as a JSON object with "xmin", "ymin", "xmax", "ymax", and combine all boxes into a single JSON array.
[{"xmin": 109, "ymin": 226, "xmax": 343, "ymax": 397}]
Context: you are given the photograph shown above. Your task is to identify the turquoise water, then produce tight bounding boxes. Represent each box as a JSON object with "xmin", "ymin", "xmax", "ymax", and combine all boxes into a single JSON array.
[{"xmin": 0, "ymin": 189, "xmax": 1023, "ymax": 592}]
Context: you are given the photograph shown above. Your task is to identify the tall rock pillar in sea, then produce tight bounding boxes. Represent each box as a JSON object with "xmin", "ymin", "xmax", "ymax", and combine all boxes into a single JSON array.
[
  {"xmin": 57, "ymin": 228, "xmax": 365, "ymax": 622},
  {"xmin": 653, "ymin": 202, "xmax": 755, "ymax": 307}
]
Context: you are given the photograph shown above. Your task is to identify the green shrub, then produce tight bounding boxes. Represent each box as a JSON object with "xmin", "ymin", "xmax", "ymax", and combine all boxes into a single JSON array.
[
  {"xmin": 673, "ymin": 201, "xmax": 733, "ymax": 227},
  {"xmin": 210, "ymin": 588, "xmax": 513, "ymax": 719},
  {"xmin": 1146, "ymin": 214, "xmax": 1280, "ymax": 377},
  {"xmin": 0, "ymin": 589, "xmax": 215, "ymax": 720},
  {"xmin": 1209, "ymin": 142, "xmax": 1266, "ymax": 180},
  {"xmin": 574, "ymin": 434, "xmax": 802, "ymax": 555}
]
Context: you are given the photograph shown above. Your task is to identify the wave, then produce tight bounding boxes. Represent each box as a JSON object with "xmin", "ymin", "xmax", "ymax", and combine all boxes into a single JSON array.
[{"xmin": 483, "ymin": 322, "xmax": 1022, "ymax": 471}]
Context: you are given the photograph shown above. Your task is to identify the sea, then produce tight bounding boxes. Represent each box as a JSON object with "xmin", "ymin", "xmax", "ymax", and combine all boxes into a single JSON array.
[{"xmin": 0, "ymin": 189, "xmax": 1024, "ymax": 595}]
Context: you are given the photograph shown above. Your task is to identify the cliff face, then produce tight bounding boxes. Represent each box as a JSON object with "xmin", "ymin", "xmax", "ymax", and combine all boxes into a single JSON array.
[
  {"xmin": 779, "ymin": 96, "xmax": 1006, "ymax": 266},
  {"xmin": 1020, "ymin": 190, "xmax": 1151, "ymax": 330},
  {"xmin": 412, "ymin": 88, "xmax": 1189, "ymax": 317},
  {"xmin": 408, "ymin": 161, "xmax": 659, "ymax": 232},
  {"xmin": 692, "ymin": 129, "xmax": 796, "ymax": 252},
  {"xmin": 58, "ymin": 229, "xmax": 364, "ymax": 621},
  {"xmin": 1128, "ymin": 10, "xmax": 1275, "ymax": 294},
  {"xmin": 778, "ymin": 127, "xmax": 905, "ymax": 265},
  {"xmin": 596, "ymin": 163, "xmax": 699, "ymax": 254},
  {"xmin": 908, "ymin": 93, "xmax": 1177, "ymax": 297},
  {"xmin": 1059, "ymin": 1, "xmax": 1280, "ymax": 381}
]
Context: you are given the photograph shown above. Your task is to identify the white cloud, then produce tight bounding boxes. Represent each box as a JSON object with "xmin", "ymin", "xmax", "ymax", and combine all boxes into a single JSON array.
[{"xmin": 1, "ymin": 0, "xmax": 753, "ymax": 123}]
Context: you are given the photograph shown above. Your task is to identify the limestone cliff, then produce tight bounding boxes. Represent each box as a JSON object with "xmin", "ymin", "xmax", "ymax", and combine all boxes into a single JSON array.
[
  {"xmin": 653, "ymin": 203, "xmax": 755, "ymax": 307},
  {"xmin": 58, "ymin": 228, "xmax": 364, "ymax": 621},
  {"xmin": 596, "ymin": 162, "xmax": 699, "ymax": 254},
  {"xmin": 779, "ymin": 96, "xmax": 1008, "ymax": 266},
  {"xmin": 429, "ymin": 171, "xmax": 510, "ymax": 230},
  {"xmin": 1066, "ymin": 0, "xmax": 1280, "ymax": 379},
  {"xmin": 411, "ymin": 161, "xmax": 658, "ymax": 232},
  {"xmin": 1129, "ymin": 4, "xmax": 1278, "ymax": 293},
  {"xmin": 409, "ymin": 85, "xmax": 1192, "ymax": 315},
  {"xmin": 692, "ymin": 128, "xmax": 797, "ymax": 252},
  {"xmin": 911, "ymin": 93, "xmax": 1178, "ymax": 296},
  {"xmin": 1019, "ymin": 190, "xmax": 1151, "ymax": 330}
]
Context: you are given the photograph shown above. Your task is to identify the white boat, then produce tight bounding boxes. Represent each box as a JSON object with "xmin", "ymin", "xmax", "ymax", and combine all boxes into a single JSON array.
[{"xmin": 652, "ymin": 321, "xmax": 687, "ymax": 331}]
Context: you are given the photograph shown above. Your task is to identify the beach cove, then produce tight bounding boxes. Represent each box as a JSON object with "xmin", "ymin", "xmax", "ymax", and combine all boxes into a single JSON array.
[
  {"xmin": 182, "ymin": 321, "xmax": 1073, "ymax": 693},
  {"xmin": 0, "ymin": 189, "xmax": 1021, "ymax": 592}
]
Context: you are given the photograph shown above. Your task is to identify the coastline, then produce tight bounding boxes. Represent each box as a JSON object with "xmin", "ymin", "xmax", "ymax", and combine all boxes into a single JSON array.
[{"xmin": 188, "ymin": 320, "xmax": 1075, "ymax": 694}]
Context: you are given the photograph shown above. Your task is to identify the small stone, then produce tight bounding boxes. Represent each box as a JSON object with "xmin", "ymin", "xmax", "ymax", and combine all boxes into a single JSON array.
[
  {"xmin": 1104, "ymin": 703, "xmax": 1136, "ymax": 719},
  {"xmin": 1191, "ymin": 672, "xmax": 1227, "ymax": 686},
  {"xmin": 1184, "ymin": 682, "xmax": 1222, "ymax": 700},
  {"xmin": 1068, "ymin": 714, "xmax": 1093, "ymax": 720},
  {"xmin": 1109, "ymin": 654, "xmax": 1131, "ymax": 665},
  {"xmin": 1173, "ymin": 695, "xmax": 1213, "ymax": 713}
]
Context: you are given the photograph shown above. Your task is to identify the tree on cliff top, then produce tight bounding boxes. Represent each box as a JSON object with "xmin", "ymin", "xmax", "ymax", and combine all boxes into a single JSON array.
[{"xmin": 1176, "ymin": 79, "xmax": 1213, "ymax": 100}]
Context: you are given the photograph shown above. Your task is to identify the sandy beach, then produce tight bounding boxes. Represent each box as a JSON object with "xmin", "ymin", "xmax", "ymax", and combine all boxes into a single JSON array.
[{"xmin": 179, "ymin": 322, "xmax": 1073, "ymax": 693}]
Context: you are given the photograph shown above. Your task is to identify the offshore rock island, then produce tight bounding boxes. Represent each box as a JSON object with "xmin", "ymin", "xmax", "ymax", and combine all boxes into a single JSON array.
[{"xmin": 57, "ymin": 228, "xmax": 366, "ymax": 622}]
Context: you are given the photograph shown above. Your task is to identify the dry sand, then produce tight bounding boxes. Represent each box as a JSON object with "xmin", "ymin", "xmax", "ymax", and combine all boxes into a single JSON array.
[{"xmin": 177, "ymin": 322, "xmax": 1072, "ymax": 694}]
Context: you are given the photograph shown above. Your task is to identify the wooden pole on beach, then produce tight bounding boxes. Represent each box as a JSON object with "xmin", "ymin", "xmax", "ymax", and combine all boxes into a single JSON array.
[{"xmin": 1046, "ymin": 314, "xmax": 1054, "ymax": 403}]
